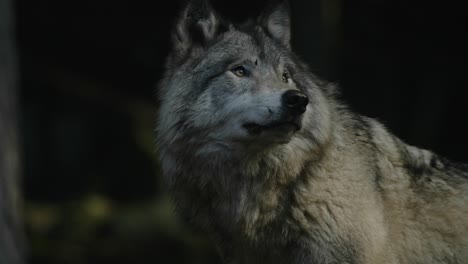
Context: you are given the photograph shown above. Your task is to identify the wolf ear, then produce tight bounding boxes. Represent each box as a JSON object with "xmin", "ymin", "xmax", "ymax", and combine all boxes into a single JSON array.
[
  {"xmin": 259, "ymin": 0, "xmax": 291, "ymax": 48},
  {"xmin": 172, "ymin": 0, "xmax": 222, "ymax": 56}
]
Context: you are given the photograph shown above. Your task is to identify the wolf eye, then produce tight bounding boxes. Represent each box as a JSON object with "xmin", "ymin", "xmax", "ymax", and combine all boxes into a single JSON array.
[
  {"xmin": 282, "ymin": 71, "xmax": 290, "ymax": 83},
  {"xmin": 231, "ymin": 66, "xmax": 247, "ymax": 77}
]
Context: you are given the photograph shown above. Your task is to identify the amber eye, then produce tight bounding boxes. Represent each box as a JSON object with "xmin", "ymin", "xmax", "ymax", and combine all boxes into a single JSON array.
[
  {"xmin": 282, "ymin": 71, "xmax": 290, "ymax": 83},
  {"xmin": 232, "ymin": 66, "xmax": 247, "ymax": 77}
]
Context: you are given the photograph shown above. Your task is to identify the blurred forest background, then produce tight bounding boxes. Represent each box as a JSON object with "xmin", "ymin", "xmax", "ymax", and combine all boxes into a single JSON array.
[{"xmin": 0, "ymin": 0, "xmax": 467, "ymax": 263}]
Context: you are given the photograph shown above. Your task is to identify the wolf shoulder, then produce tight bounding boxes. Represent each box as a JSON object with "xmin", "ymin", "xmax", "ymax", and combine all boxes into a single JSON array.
[
  {"xmin": 356, "ymin": 116, "xmax": 468, "ymax": 262},
  {"xmin": 361, "ymin": 117, "xmax": 468, "ymax": 192}
]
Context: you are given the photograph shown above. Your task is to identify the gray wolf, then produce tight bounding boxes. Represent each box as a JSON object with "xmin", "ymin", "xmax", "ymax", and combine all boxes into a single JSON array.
[{"xmin": 156, "ymin": 0, "xmax": 468, "ymax": 263}]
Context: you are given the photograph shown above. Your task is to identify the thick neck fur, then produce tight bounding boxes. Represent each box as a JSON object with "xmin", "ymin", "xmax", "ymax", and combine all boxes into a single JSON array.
[{"xmin": 160, "ymin": 92, "xmax": 345, "ymax": 244}]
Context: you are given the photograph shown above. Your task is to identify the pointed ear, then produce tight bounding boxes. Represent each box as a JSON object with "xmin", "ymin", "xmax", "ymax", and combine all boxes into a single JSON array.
[
  {"xmin": 259, "ymin": 0, "xmax": 291, "ymax": 48},
  {"xmin": 171, "ymin": 0, "xmax": 222, "ymax": 57}
]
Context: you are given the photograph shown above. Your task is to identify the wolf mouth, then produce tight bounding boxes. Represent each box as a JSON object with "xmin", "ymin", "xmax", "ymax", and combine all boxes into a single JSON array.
[{"xmin": 243, "ymin": 121, "xmax": 301, "ymax": 135}]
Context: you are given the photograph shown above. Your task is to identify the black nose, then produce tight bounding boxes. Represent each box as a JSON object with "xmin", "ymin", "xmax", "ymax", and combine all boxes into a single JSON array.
[{"xmin": 282, "ymin": 90, "xmax": 309, "ymax": 115}]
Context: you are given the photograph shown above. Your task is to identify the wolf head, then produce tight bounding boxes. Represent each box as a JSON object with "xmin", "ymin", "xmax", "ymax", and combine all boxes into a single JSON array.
[{"xmin": 158, "ymin": 0, "xmax": 333, "ymax": 159}]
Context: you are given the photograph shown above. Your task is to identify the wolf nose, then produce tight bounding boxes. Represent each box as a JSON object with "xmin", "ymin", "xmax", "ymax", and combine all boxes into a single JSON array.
[{"xmin": 282, "ymin": 90, "xmax": 309, "ymax": 114}]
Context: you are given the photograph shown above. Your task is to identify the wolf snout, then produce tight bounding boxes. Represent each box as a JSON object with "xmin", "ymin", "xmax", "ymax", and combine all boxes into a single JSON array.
[{"xmin": 282, "ymin": 90, "xmax": 309, "ymax": 115}]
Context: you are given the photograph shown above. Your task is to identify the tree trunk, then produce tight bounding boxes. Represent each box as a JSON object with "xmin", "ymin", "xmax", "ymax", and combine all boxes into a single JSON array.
[{"xmin": 0, "ymin": 0, "xmax": 25, "ymax": 262}]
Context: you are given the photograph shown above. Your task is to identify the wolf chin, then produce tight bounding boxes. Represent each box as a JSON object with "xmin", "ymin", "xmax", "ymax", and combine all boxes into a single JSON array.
[{"xmin": 156, "ymin": 1, "xmax": 468, "ymax": 263}]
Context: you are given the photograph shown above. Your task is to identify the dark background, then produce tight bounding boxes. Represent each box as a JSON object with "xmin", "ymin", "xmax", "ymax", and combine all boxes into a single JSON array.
[{"xmin": 14, "ymin": 0, "xmax": 467, "ymax": 263}]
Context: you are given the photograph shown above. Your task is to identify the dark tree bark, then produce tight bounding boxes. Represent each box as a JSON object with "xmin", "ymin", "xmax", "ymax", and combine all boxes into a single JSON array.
[{"xmin": 0, "ymin": 0, "xmax": 25, "ymax": 262}]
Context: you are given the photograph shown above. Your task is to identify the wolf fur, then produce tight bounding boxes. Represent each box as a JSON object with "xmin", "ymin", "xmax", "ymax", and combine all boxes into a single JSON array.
[{"xmin": 156, "ymin": 1, "xmax": 468, "ymax": 263}]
